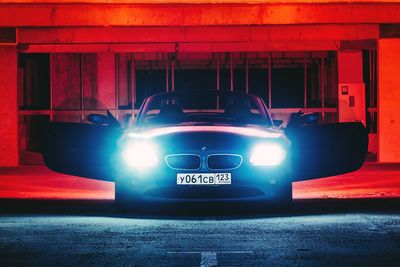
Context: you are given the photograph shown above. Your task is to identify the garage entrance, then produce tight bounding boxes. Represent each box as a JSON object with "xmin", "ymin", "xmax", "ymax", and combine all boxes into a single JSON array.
[{"xmin": 18, "ymin": 50, "xmax": 376, "ymax": 164}]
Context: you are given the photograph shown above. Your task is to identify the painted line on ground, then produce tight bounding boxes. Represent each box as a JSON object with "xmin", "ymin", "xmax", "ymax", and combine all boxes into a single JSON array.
[
  {"xmin": 167, "ymin": 250, "xmax": 254, "ymax": 267},
  {"xmin": 200, "ymin": 252, "xmax": 217, "ymax": 267}
]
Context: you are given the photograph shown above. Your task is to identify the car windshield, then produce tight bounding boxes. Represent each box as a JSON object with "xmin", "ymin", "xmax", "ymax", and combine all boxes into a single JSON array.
[{"xmin": 135, "ymin": 92, "xmax": 272, "ymax": 127}]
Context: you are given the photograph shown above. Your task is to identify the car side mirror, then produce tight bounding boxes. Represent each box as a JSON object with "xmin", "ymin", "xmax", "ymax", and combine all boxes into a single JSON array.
[
  {"xmin": 88, "ymin": 111, "xmax": 121, "ymax": 127},
  {"xmin": 273, "ymin": 119, "xmax": 283, "ymax": 128},
  {"xmin": 88, "ymin": 114, "xmax": 113, "ymax": 125},
  {"xmin": 287, "ymin": 112, "xmax": 319, "ymax": 128}
]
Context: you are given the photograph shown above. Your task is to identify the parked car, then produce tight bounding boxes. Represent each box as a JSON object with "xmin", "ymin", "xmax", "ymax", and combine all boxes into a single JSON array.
[{"xmin": 41, "ymin": 91, "xmax": 368, "ymax": 208}]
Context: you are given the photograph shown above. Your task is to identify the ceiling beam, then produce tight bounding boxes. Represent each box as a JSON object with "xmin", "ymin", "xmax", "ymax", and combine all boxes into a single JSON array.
[
  {"xmin": 1, "ymin": 3, "xmax": 400, "ymax": 26},
  {"xmin": 19, "ymin": 41, "xmax": 338, "ymax": 53},
  {"xmin": 18, "ymin": 25, "xmax": 379, "ymax": 44}
]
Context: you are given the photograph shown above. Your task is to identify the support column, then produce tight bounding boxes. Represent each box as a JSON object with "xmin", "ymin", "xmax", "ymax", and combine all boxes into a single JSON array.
[
  {"xmin": 337, "ymin": 51, "xmax": 367, "ymax": 145},
  {"xmin": 0, "ymin": 46, "xmax": 18, "ymax": 166},
  {"xmin": 378, "ymin": 39, "xmax": 400, "ymax": 162}
]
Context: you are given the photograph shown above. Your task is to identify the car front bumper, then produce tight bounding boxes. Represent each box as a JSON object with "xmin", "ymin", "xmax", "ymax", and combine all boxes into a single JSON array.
[{"xmin": 116, "ymin": 161, "xmax": 291, "ymax": 203}]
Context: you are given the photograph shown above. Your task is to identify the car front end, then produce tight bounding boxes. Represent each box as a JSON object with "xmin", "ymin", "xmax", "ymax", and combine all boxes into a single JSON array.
[
  {"xmin": 116, "ymin": 125, "xmax": 292, "ymax": 205},
  {"xmin": 114, "ymin": 91, "xmax": 293, "ymax": 207}
]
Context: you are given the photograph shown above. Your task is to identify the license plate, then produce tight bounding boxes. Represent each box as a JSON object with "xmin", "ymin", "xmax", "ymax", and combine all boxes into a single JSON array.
[{"xmin": 177, "ymin": 173, "xmax": 231, "ymax": 185}]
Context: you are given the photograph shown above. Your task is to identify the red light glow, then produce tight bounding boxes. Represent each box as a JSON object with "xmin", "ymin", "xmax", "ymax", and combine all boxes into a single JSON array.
[{"xmin": 0, "ymin": 163, "xmax": 399, "ymax": 200}]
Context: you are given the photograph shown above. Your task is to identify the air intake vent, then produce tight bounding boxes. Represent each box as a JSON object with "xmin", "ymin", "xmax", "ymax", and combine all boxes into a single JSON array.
[
  {"xmin": 207, "ymin": 154, "xmax": 242, "ymax": 170},
  {"xmin": 165, "ymin": 154, "xmax": 201, "ymax": 170}
]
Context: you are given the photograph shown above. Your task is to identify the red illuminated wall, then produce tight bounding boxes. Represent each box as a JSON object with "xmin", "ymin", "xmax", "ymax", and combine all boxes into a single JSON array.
[
  {"xmin": 378, "ymin": 39, "xmax": 400, "ymax": 162},
  {"xmin": 0, "ymin": 47, "xmax": 18, "ymax": 166}
]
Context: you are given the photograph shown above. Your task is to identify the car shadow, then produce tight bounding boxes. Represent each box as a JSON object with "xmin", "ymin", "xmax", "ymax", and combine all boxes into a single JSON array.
[{"xmin": 0, "ymin": 198, "xmax": 399, "ymax": 220}]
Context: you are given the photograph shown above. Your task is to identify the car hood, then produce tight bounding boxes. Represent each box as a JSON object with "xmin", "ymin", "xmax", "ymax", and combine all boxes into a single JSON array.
[
  {"xmin": 121, "ymin": 125, "xmax": 287, "ymax": 154},
  {"xmin": 126, "ymin": 124, "xmax": 282, "ymax": 139}
]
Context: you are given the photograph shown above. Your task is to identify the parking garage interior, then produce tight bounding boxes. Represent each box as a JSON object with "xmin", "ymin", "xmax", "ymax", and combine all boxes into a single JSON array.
[
  {"xmin": 0, "ymin": 2, "xmax": 400, "ymax": 266},
  {"xmin": 18, "ymin": 50, "xmax": 377, "ymax": 164},
  {"xmin": 0, "ymin": 1, "xmax": 399, "ymax": 198}
]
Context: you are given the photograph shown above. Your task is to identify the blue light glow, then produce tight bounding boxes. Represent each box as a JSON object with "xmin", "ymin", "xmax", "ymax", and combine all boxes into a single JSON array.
[
  {"xmin": 121, "ymin": 140, "xmax": 159, "ymax": 170},
  {"xmin": 249, "ymin": 143, "xmax": 286, "ymax": 166}
]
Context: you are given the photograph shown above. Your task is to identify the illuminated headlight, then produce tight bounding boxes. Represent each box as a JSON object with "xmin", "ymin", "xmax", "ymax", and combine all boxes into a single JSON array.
[
  {"xmin": 249, "ymin": 143, "xmax": 287, "ymax": 166},
  {"xmin": 121, "ymin": 140, "xmax": 159, "ymax": 169}
]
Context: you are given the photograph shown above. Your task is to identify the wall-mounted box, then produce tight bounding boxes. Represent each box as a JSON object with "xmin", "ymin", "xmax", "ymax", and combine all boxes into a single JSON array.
[{"xmin": 338, "ymin": 83, "xmax": 366, "ymax": 126}]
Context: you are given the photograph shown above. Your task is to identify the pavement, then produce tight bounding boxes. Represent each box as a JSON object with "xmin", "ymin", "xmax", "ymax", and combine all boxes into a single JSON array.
[{"xmin": 0, "ymin": 198, "xmax": 400, "ymax": 266}]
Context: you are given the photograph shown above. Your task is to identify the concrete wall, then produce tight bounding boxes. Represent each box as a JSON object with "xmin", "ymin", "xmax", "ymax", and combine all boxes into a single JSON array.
[
  {"xmin": 1, "ymin": 3, "xmax": 400, "ymax": 27},
  {"xmin": 338, "ymin": 51, "xmax": 363, "ymax": 83},
  {"xmin": 50, "ymin": 53, "xmax": 116, "ymax": 112},
  {"xmin": 378, "ymin": 39, "xmax": 400, "ymax": 162},
  {"xmin": 51, "ymin": 54, "xmax": 81, "ymax": 110},
  {"xmin": 0, "ymin": 47, "xmax": 18, "ymax": 166}
]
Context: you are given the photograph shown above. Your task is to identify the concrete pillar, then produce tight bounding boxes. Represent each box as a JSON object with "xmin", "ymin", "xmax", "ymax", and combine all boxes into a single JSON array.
[
  {"xmin": 0, "ymin": 46, "xmax": 18, "ymax": 166},
  {"xmin": 337, "ymin": 51, "xmax": 370, "ymax": 150},
  {"xmin": 337, "ymin": 51, "xmax": 366, "ymax": 124},
  {"xmin": 378, "ymin": 39, "xmax": 400, "ymax": 162},
  {"xmin": 96, "ymin": 53, "xmax": 116, "ymax": 109}
]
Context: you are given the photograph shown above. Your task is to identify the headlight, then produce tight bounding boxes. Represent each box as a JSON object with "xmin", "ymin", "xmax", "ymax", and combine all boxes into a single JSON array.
[
  {"xmin": 121, "ymin": 140, "xmax": 159, "ymax": 169},
  {"xmin": 249, "ymin": 142, "xmax": 286, "ymax": 166}
]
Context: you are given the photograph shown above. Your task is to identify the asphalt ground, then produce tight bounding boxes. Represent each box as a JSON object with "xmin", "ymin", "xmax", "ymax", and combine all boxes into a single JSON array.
[{"xmin": 0, "ymin": 198, "xmax": 400, "ymax": 267}]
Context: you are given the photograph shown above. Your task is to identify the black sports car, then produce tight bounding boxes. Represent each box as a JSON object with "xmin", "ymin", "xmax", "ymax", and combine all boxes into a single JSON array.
[{"xmin": 42, "ymin": 91, "xmax": 368, "ymax": 207}]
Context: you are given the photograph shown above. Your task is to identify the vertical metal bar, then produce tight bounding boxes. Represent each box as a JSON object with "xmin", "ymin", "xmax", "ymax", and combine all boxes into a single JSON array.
[
  {"xmin": 369, "ymin": 49, "xmax": 372, "ymax": 107},
  {"xmin": 91, "ymin": 53, "xmax": 96, "ymax": 110},
  {"xmin": 80, "ymin": 53, "xmax": 84, "ymax": 122},
  {"xmin": 374, "ymin": 49, "xmax": 377, "ymax": 131},
  {"xmin": 15, "ymin": 27, "xmax": 19, "ymax": 45},
  {"xmin": 245, "ymin": 56, "xmax": 249, "ymax": 94},
  {"xmin": 369, "ymin": 49, "xmax": 373, "ymax": 133},
  {"xmin": 371, "ymin": 49, "xmax": 376, "ymax": 107},
  {"xmin": 321, "ymin": 56, "xmax": 325, "ymax": 121},
  {"xmin": 374, "ymin": 49, "xmax": 377, "ymax": 107},
  {"xmin": 371, "ymin": 49, "xmax": 376, "ymax": 133},
  {"xmin": 115, "ymin": 53, "xmax": 119, "ymax": 113},
  {"xmin": 171, "ymin": 59, "xmax": 175, "ymax": 92},
  {"xmin": 80, "ymin": 54, "xmax": 83, "ymax": 110},
  {"xmin": 49, "ymin": 54, "xmax": 54, "ymax": 121},
  {"xmin": 216, "ymin": 54, "xmax": 220, "ymax": 109},
  {"xmin": 166, "ymin": 56, "xmax": 169, "ymax": 92},
  {"xmin": 230, "ymin": 53, "xmax": 233, "ymax": 92},
  {"xmin": 304, "ymin": 56, "xmax": 307, "ymax": 108},
  {"xmin": 216, "ymin": 54, "xmax": 220, "ymax": 91},
  {"xmin": 16, "ymin": 28, "xmax": 21, "ymax": 164},
  {"xmin": 268, "ymin": 53, "xmax": 272, "ymax": 108},
  {"xmin": 131, "ymin": 54, "xmax": 136, "ymax": 109}
]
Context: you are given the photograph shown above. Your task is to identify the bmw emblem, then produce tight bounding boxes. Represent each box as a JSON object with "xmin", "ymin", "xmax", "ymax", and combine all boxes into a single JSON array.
[{"xmin": 201, "ymin": 146, "xmax": 207, "ymax": 151}]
